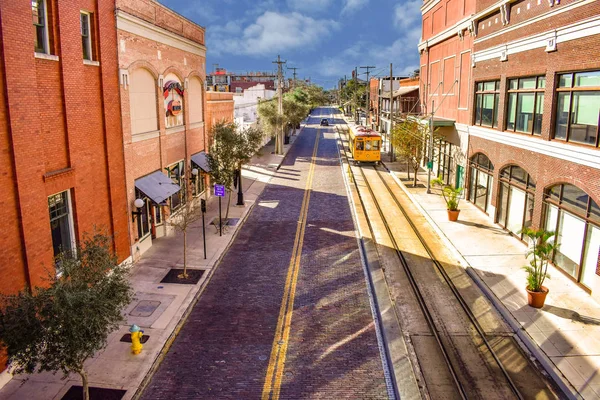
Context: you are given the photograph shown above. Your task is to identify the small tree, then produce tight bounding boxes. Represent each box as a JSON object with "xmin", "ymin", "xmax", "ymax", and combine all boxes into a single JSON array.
[
  {"xmin": 168, "ymin": 169, "xmax": 203, "ymax": 279},
  {"xmin": 392, "ymin": 119, "xmax": 427, "ymax": 187},
  {"xmin": 207, "ymin": 122, "xmax": 264, "ymax": 223},
  {"xmin": 0, "ymin": 233, "xmax": 133, "ymax": 400},
  {"xmin": 257, "ymin": 98, "xmax": 285, "ymax": 153}
]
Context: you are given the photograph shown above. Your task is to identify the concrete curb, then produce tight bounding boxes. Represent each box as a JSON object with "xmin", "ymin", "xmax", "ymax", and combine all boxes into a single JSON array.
[{"xmin": 382, "ymin": 162, "xmax": 581, "ymax": 400}]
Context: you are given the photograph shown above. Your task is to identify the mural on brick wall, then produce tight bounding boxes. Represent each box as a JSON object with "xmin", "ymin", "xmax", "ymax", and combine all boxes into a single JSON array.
[{"xmin": 164, "ymin": 74, "xmax": 184, "ymax": 128}]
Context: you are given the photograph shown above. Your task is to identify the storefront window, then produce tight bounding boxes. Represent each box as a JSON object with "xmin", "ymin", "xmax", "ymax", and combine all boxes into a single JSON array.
[
  {"xmin": 468, "ymin": 153, "xmax": 494, "ymax": 214},
  {"xmin": 506, "ymin": 76, "xmax": 545, "ymax": 135},
  {"xmin": 544, "ymin": 183, "xmax": 600, "ymax": 288},
  {"xmin": 135, "ymin": 189, "xmax": 150, "ymax": 239},
  {"xmin": 474, "ymin": 81, "xmax": 500, "ymax": 128},
  {"xmin": 168, "ymin": 160, "xmax": 185, "ymax": 210},
  {"xmin": 437, "ymin": 141, "xmax": 454, "ymax": 186},
  {"xmin": 554, "ymin": 71, "xmax": 600, "ymax": 147},
  {"xmin": 497, "ymin": 166, "xmax": 535, "ymax": 240}
]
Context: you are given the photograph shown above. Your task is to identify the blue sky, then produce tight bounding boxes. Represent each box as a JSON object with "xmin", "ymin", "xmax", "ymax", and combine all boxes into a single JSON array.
[{"xmin": 160, "ymin": 0, "xmax": 422, "ymax": 89}]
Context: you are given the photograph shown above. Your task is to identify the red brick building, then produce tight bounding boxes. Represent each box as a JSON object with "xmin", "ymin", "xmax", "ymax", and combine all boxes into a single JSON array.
[
  {"xmin": 0, "ymin": 0, "xmax": 130, "ymax": 367},
  {"xmin": 467, "ymin": 0, "xmax": 600, "ymax": 296},
  {"xmin": 0, "ymin": 1, "xmax": 129, "ymax": 289},
  {"xmin": 206, "ymin": 91, "xmax": 235, "ymax": 143},
  {"xmin": 116, "ymin": 0, "xmax": 209, "ymax": 258},
  {"xmin": 419, "ymin": 0, "xmax": 600, "ymax": 298}
]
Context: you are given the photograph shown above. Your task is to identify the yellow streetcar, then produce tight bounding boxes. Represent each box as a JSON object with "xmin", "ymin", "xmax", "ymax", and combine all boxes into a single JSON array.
[{"xmin": 348, "ymin": 127, "xmax": 381, "ymax": 164}]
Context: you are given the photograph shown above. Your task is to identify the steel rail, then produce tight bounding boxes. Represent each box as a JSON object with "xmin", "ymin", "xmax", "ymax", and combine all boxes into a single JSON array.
[
  {"xmin": 335, "ymin": 124, "xmax": 467, "ymax": 399},
  {"xmin": 358, "ymin": 166, "xmax": 469, "ymax": 400},
  {"xmin": 373, "ymin": 165, "xmax": 525, "ymax": 400}
]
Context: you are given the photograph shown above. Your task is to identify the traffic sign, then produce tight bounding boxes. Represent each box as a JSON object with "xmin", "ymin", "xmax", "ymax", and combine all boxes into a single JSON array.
[
  {"xmin": 427, "ymin": 161, "xmax": 433, "ymax": 170},
  {"xmin": 214, "ymin": 184, "xmax": 225, "ymax": 197}
]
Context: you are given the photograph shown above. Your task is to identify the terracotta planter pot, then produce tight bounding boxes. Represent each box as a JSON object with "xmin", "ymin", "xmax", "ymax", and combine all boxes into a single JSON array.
[
  {"xmin": 526, "ymin": 286, "xmax": 549, "ymax": 308},
  {"xmin": 447, "ymin": 209, "xmax": 460, "ymax": 221}
]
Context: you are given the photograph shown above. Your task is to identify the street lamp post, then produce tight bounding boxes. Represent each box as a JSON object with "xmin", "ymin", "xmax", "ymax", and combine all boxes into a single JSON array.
[{"xmin": 236, "ymin": 166, "xmax": 244, "ymax": 206}]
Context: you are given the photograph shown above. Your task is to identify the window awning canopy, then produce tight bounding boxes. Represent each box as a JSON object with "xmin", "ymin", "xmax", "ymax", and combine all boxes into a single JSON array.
[
  {"xmin": 135, "ymin": 171, "xmax": 181, "ymax": 205},
  {"xmin": 408, "ymin": 115, "xmax": 456, "ymax": 128},
  {"xmin": 191, "ymin": 151, "xmax": 211, "ymax": 172}
]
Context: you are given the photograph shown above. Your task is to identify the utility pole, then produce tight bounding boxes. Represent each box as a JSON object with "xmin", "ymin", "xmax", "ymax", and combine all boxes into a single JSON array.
[
  {"xmin": 360, "ymin": 66, "xmax": 376, "ymax": 128},
  {"xmin": 389, "ymin": 63, "xmax": 395, "ymax": 161},
  {"xmin": 289, "ymin": 67, "xmax": 299, "ymax": 88},
  {"xmin": 273, "ymin": 55, "xmax": 286, "ymax": 155},
  {"xmin": 427, "ymin": 100, "xmax": 435, "ymax": 193}
]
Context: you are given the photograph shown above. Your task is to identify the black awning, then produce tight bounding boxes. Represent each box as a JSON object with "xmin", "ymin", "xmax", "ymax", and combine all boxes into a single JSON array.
[
  {"xmin": 135, "ymin": 171, "xmax": 181, "ymax": 205},
  {"xmin": 191, "ymin": 151, "xmax": 211, "ymax": 172}
]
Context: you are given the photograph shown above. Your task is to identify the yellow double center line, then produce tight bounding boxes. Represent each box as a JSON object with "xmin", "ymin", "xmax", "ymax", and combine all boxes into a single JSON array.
[{"xmin": 261, "ymin": 129, "xmax": 321, "ymax": 400}]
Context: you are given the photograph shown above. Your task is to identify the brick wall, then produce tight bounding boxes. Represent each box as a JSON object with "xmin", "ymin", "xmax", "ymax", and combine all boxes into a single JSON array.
[
  {"xmin": 115, "ymin": 0, "xmax": 204, "ymax": 45},
  {"xmin": 421, "ymin": 34, "xmax": 474, "ymax": 124},
  {"xmin": 0, "ymin": 0, "xmax": 130, "ymax": 370},
  {"xmin": 117, "ymin": 4, "xmax": 207, "ymax": 250},
  {"xmin": 422, "ymin": 0, "xmax": 476, "ymax": 41}
]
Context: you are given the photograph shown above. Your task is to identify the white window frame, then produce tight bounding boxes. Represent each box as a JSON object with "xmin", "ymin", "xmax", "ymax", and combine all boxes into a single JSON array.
[
  {"xmin": 33, "ymin": 0, "xmax": 50, "ymax": 55},
  {"xmin": 48, "ymin": 190, "xmax": 77, "ymax": 261},
  {"xmin": 80, "ymin": 11, "xmax": 93, "ymax": 61}
]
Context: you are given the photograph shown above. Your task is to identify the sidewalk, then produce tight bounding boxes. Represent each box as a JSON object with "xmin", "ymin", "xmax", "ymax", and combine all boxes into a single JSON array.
[
  {"xmin": 0, "ymin": 133, "xmax": 301, "ymax": 400},
  {"xmin": 382, "ymin": 156, "xmax": 600, "ymax": 400}
]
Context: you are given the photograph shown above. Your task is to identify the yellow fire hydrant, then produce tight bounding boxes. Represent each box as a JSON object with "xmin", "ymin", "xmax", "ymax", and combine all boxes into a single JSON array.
[{"xmin": 129, "ymin": 324, "xmax": 144, "ymax": 355}]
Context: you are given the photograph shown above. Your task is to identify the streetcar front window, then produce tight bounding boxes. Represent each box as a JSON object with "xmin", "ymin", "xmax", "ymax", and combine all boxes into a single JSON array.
[
  {"xmin": 356, "ymin": 140, "xmax": 364, "ymax": 151},
  {"xmin": 365, "ymin": 141, "xmax": 372, "ymax": 150},
  {"xmin": 372, "ymin": 140, "xmax": 379, "ymax": 150}
]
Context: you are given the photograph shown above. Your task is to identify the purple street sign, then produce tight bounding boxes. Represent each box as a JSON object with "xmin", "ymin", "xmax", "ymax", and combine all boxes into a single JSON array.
[{"xmin": 214, "ymin": 184, "xmax": 225, "ymax": 197}]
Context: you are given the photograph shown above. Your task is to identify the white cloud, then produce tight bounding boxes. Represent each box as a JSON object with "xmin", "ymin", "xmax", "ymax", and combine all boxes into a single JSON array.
[
  {"xmin": 316, "ymin": 28, "xmax": 421, "ymax": 78},
  {"xmin": 287, "ymin": 0, "xmax": 334, "ymax": 12},
  {"xmin": 341, "ymin": 0, "xmax": 369, "ymax": 14},
  {"xmin": 208, "ymin": 11, "xmax": 338, "ymax": 57},
  {"xmin": 393, "ymin": 0, "xmax": 422, "ymax": 29}
]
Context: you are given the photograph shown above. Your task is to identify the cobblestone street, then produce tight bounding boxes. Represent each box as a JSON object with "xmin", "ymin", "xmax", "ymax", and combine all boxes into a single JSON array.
[{"xmin": 141, "ymin": 109, "xmax": 390, "ymax": 399}]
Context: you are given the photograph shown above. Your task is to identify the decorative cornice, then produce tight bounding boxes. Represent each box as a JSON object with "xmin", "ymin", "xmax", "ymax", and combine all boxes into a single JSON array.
[
  {"xmin": 116, "ymin": 10, "xmax": 207, "ymax": 57},
  {"xmin": 473, "ymin": 15, "xmax": 600, "ymax": 64},
  {"xmin": 463, "ymin": 124, "xmax": 600, "ymax": 170}
]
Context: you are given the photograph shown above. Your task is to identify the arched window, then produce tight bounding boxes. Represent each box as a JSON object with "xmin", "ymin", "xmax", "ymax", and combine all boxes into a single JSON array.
[
  {"xmin": 544, "ymin": 184, "xmax": 600, "ymax": 288},
  {"xmin": 497, "ymin": 165, "xmax": 535, "ymax": 239},
  {"xmin": 163, "ymin": 73, "xmax": 184, "ymax": 128},
  {"xmin": 468, "ymin": 153, "xmax": 494, "ymax": 213},
  {"xmin": 188, "ymin": 76, "xmax": 203, "ymax": 124},
  {"xmin": 130, "ymin": 68, "xmax": 158, "ymax": 135}
]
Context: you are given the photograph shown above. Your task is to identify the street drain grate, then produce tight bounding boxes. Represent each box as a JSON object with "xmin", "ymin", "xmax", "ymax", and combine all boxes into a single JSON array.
[
  {"xmin": 129, "ymin": 300, "xmax": 161, "ymax": 317},
  {"xmin": 259, "ymin": 355, "xmax": 268, "ymax": 361},
  {"xmin": 160, "ymin": 268, "xmax": 205, "ymax": 284},
  {"xmin": 61, "ymin": 386, "xmax": 126, "ymax": 400},
  {"xmin": 120, "ymin": 334, "xmax": 150, "ymax": 344}
]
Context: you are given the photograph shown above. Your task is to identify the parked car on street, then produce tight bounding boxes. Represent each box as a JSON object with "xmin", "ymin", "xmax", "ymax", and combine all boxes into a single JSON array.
[{"xmin": 320, "ymin": 118, "xmax": 329, "ymax": 126}]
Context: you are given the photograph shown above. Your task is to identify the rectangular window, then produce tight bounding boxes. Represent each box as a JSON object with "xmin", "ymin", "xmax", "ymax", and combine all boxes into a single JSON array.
[
  {"xmin": 32, "ymin": 0, "xmax": 49, "ymax": 53},
  {"xmin": 506, "ymin": 76, "xmax": 545, "ymax": 135},
  {"xmin": 48, "ymin": 191, "xmax": 74, "ymax": 258},
  {"xmin": 474, "ymin": 80, "xmax": 499, "ymax": 128},
  {"xmin": 554, "ymin": 71, "xmax": 600, "ymax": 147},
  {"xmin": 80, "ymin": 12, "xmax": 93, "ymax": 60},
  {"xmin": 168, "ymin": 161, "xmax": 185, "ymax": 210}
]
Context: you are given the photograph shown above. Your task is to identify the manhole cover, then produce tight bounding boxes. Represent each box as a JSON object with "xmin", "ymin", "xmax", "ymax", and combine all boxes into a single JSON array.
[{"xmin": 129, "ymin": 300, "xmax": 161, "ymax": 317}]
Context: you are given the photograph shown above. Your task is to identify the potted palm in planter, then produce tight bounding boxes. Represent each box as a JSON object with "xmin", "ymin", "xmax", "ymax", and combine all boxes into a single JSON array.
[
  {"xmin": 521, "ymin": 227, "xmax": 557, "ymax": 308},
  {"xmin": 432, "ymin": 177, "xmax": 463, "ymax": 221}
]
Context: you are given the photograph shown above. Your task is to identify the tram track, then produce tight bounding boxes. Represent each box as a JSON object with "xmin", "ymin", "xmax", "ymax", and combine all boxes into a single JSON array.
[{"xmin": 336, "ymin": 123, "xmax": 561, "ymax": 400}]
